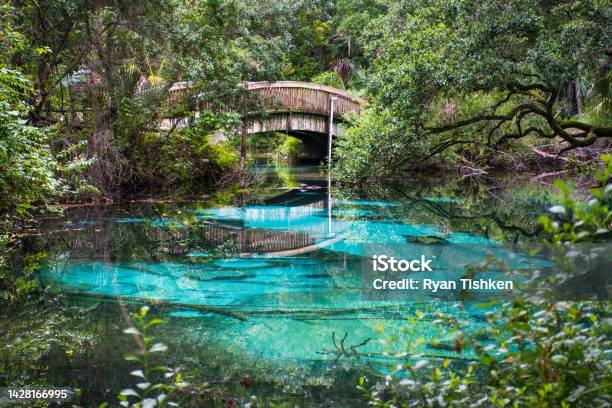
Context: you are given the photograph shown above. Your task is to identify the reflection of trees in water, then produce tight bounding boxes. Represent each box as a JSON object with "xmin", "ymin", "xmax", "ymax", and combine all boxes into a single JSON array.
[
  {"xmin": 330, "ymin": 172, "xmax": 547, "ymax": 244},
  {"xmin": 389, "ymin": 183, "xmax": 544, "ymax": 244},
  {"xmin": 32, "ymin": 199, "xmax": 327, "ymax": 263},
  {"xmin": 30, "ymin": 204, "xmax": 212, "ymax": 263},
  {"xmin": 29, "ymin": 176, "xmax": 548, "ymax": 266},
  {"xmin": 406, "ymin": 194, "xmax": 541, "ymax": 240}
]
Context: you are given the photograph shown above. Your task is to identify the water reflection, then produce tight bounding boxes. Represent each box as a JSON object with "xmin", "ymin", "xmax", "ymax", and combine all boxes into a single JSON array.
[{"xmin": 32, "ymin": 165, "xmax": 549, "ymax": 371}]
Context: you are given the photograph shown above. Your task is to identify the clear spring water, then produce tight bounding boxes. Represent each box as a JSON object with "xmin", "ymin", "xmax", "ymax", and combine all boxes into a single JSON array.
[{"xmin": 33, "ymin": 165, "xmax": 546, "ymax": 382}]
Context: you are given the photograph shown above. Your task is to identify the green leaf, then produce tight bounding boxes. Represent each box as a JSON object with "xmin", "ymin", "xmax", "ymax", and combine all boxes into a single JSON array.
[
  {"xmin": 136, "ymin": 382, "xmax": 151, "ymax": 390},
  {"xmin": 130, "ymin": 369, "xmax": 145, "ymax": 378},
  {"xmin": 140, "ymin": 306, "xmax": 150, "ymax": 317},
  {"xmin": 149, "ymin": 343, "xmax": 168, "ymax": 353},
  {"xmin": 124, "ymin": 353, "xmax": 142, "ymax": 363},
  {"xmin": 123, "ymin": 327, "xmax": 140, "ymax": 335},
  {"xmin": 119, "ymin": 388, "xmax": 140, "ymax": 397},
  {"xmin": 548, "ymin": 205, "xmax": 566, "ymax": 215},
  {"xmin": 150, "ymin": 366, "xmax": 171, "ymax": 373},
  {"xmin": 146, "ymin": 318, "xmax": 164, "ymax": 327}
]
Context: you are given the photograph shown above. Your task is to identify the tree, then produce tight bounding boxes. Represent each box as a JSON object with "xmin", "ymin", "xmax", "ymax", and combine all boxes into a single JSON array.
[
  {"xmin": 345, "ymin": 0, "xmax": 612, "ymax": 178},
  {"xmin": 0, "ymin": 4, "xmax": 59, "ymax": 216},
  {"xmin": 10, "ymin": 0, "xmax": 91, "ymax": 125}
]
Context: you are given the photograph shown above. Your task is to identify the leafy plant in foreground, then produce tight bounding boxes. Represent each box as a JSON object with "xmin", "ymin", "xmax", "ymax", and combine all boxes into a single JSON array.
[
  {"xmin": 357, "ymin": 156, "xmax": 612, "ymax": 407},
  {"xmin": 117, "ymin": 306, "xmax": 187, "ymax": 408}
]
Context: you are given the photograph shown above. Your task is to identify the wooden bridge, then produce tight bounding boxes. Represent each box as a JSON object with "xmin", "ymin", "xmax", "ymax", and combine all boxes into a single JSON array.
[{"xmin": 163, "ymin": 81, "xmax": 367, "ymax": 159}]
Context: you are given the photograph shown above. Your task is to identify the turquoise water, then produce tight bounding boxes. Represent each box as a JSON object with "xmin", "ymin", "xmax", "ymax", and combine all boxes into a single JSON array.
[{"xmin": 34, "ymin": 165, "xmax": 546, "ymax": 381}]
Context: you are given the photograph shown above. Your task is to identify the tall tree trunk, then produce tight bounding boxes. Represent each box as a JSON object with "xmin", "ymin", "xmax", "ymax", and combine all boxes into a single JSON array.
[
  {"xmin": 567, "ymin": 79, "xmax": 582, "ymax": 115},
  {"xmin": 86, "ymin": 5, "xmax": 125, "ymax": 200},
  {"xmin": 89, "ymin": 104, "xmax": 117, "ymax": 198},
  {"xmin": 574, "ymin": 78, "xmax": 582, "ymax": 115}
]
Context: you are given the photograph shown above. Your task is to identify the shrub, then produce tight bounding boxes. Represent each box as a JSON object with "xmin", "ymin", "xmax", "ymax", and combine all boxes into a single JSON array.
[{"xmin": 275, "ymin": 136, "xmax": 303, "ymax": 164}]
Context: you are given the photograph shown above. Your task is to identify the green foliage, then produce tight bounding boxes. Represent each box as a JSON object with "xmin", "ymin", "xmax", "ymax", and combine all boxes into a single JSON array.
[
  {"xmin": 275, "ymin": 136, "xmax": 303, "ymax": 164},
  {"xmin": 119, "ymin": 306, "xmax": 187, "ymax": 408},
  {"xmin": 248, "ymin": 132, "xmax": 286, "ymax": 153},
  {"xmin": 210, "ymin": 141, "xmax": 240, "ymax": 170},
  {"xmin": 331, "ymin": 0, "xmax": 384, "ymax": 58},
  {"xmin": 120, "ymin": 118, "xmax": 240, "ymax": 195},
  {"xmin": 358, "ymin": 157, "xmax": 612, "ymax": 407},
  {"xmin": 366, "ymin": 0, "xmax": 609, "ymax": 120},
  {"xmin": 333, "ymin": 110, "xmax": 418, "ymax": 185},
  {"xmin": 3, "ymin": 0, "xmax": 396, "ymax": 198},
  {"xmin": 312, "ymin": 70, "xmax": 346, "ymax": 90},
  {"xmin": 539, "ymin": 154, "xmax": 612, "ymax": 244},
  {"xmin": 0, "ymin": 68, "xmax": 58, "ymax": 216},
  {"xmin": 336, "ymin": 0, "xmax": 612, "ymax": 181}
]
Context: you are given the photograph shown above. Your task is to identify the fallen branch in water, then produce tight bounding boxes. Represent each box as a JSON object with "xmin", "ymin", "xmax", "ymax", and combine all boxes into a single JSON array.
[
  {"xmin": 316, "ymin": 331, "xmax": 478, "ymax": 363},
  {"xmin": 240, "ymin": 305, "xmax": 422, "ymax": 317},
  {"xmin": 63, "ymin": 292, "xmax": 487, "ymax": 324},
  {"xmin": 316, "ymin": 331, "xmax": 372, "ymax": 364}
]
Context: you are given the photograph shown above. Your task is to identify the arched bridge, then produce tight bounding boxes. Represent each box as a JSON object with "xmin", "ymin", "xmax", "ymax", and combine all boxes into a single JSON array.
[
  {"xmin": 237, "ymin": 81, "xmax": 366, "ymax": 135},
  {"xmin": 163, "ymin": 81, "xmax": 367, "ymax": 159}
]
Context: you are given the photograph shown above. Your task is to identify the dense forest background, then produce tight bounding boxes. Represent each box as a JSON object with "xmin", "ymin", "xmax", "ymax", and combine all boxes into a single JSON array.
[
  {"xmin": 1, "ymin": 1, "xmax": 611, "ymax": 406},
  {"xmin": 0, "ymin": 0, "xmax": 382, "ymax": 203},
  {"xmin": 1, "ymin": 0, "xmax": 611, "ymax": 210}
]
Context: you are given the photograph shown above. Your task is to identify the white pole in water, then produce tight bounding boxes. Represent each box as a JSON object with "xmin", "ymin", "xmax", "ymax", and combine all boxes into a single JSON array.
[
  {"xmin": 328, "ymin": 96, "xmax": 336, "ymax": 172},
  {"xmin": 328, "ymin": 172, "xmax": 333, "ymax": 236},
  {"xmin": 327, "ymin": 96, "xmax": 337, "ymax": 236}
]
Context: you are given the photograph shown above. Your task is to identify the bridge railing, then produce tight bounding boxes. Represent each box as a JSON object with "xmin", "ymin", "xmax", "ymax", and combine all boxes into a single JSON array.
[
  {"xmin": 245, "ymin": 81, "xmax": 366, "ymax": 117},
  {"xmin": 167, "ymin": 81, "xmax": 366, "ymax": 118}
]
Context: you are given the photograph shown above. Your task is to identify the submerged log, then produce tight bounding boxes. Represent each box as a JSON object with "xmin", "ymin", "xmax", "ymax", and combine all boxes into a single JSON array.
[
  {"xmin": 64, "ymin": 292, "xmax": 479, "ymax": 324},
  {"xmin": 65, "ymin": 291, "xmax": 248, "ymax": 321},
  {"xmin": 66, "ymin": 291, "xmax": 428, "ymax": 320}
]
